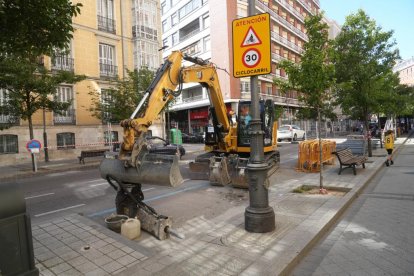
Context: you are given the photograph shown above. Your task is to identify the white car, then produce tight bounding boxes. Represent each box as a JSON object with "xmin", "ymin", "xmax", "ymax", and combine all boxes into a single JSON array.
[{"xmin": 277, "ymin": 125, "xmax": 306, "ymax": 142}]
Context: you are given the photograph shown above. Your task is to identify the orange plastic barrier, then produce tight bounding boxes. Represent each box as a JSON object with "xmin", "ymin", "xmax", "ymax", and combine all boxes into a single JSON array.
[{"xmin": 297, "ymin": 140, "xmax": 336, "ymax": 172}]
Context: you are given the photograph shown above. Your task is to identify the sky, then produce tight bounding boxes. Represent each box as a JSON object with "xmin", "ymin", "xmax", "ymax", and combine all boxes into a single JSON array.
[{"xmin": 319, "ymin": 0, "xmax": 414, "ymax": 60}]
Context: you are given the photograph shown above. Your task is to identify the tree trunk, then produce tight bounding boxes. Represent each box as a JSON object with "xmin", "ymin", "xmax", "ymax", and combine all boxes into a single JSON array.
[
  {"xmin": 364, "ymin": 119, "xmax": 372, "ymax": 157},
  {"xmin": 318, "ymin": 107, "xmax": 323, "ymax": 190}
]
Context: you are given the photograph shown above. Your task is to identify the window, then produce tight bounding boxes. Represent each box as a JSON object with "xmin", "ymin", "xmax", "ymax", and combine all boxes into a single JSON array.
[
  {"xmin": 97, "ymin": 0, "xmax": 115, "ymax": 33},
  {"xmin": 99, "ymin": 43, "xmax": 117, "ymax": 77},
  {"xmin": 52, "ymin": 48, "xmax": 74, "ymax": 71},
  {"xmin": 162, "ymin": 20, "xmax": 168, "ymax": 32},
  {"xmin": 98, "ymin": 0, "xmax": 114, "ymax": 18},
  {"xmin": 240, "ymin": 81, "xmax": 250, "ymax": 92},
  {"xmin": 104, "ymin": 130, "xmax": 119, "ymax": 150},
  {"xmin": 0, "ymin": 135, "xmax": 18, "ymax": 154},
  {"xmin": 182, "ymin": 41, "xmax": 201, "ymax": 56},
  {"xmin": 54, "ymin": 86, "xmax": 75, "ymax": 124},
  {"xmin": 101, "ymin": 89, "xmax": 113, "ymax": 122},
  {"xmin": 172, "ymin": 32, "xmax": 178, "ymax": 46},
  {"xmin": 203, "ymin": 36, "xmax": 210, "ymax": 52},
  {"xmin": 202, "ymin": 14, "xmax": 210, "ymax": 29},
  {"xmin": 171, "ymin": 13, "xmax": 178, "ymax": 26},
  {"xmin": 179, "ymin": 0, "xmax": 202, "ymax": 19},
  {"xmin": 266, "ymin": 86, "xmax": 272, "ymax": 95},
  {"xmin": 161, "ymin": 1, "xmax": 166, "ymax": 15},
  {"xmin": 163, "ymin": 38, "xmax": 169, "ymax": 48},
  {"xmin": 57, "ymin": 132, "xmax": 75, "ymax": 149}
]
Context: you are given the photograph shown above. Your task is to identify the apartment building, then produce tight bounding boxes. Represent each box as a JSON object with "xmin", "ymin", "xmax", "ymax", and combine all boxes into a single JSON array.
[
  {"xmin": 0, "ymin": 0, "xmax": 162, "ymax": 165},
  {"xmin": 394, "ymin": 57, "xmax": 414, "ymax": 87},
  {"xmin": 161, "ymin": 0, "xmax": 320, "ymax": 135}
]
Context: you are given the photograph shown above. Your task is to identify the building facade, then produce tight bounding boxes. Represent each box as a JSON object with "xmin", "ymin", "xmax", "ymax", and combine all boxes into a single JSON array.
[
  {"xmin": 0, "ymin": 0, "xmax": 163, "ymax": 165},
  {"xmin": 161, "ymin": 0, "xmax": 320, "ymax": 135},
  {"xmin": 394, "ymin": 57, "xmax": 414, "ymax": 87}
]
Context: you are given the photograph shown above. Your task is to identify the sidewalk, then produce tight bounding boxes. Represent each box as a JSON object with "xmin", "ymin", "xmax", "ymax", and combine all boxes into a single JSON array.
[{"xmin": 3, "ymin": 134, "xmax": 412, "ymax": 275}]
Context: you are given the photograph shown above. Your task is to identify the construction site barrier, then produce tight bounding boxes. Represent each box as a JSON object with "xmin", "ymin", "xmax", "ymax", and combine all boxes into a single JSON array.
[{"xmin": 297, "ymin": 139, "xmax": 336, "ymax": 172}]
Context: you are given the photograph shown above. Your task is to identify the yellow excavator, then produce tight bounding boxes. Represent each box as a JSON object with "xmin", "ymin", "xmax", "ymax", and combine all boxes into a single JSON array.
[{"xmin": 99, "ymin": 51, "xmax": 279, "ymax": 239}]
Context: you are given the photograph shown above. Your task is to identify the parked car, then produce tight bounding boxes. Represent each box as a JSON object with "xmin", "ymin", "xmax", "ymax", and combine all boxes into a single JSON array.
[
  {"xmin": 146, "ymin": 136, "xmax": 185, "ymax": 158},
  {"xmin": 182, "ymin": 133, "xmax": 204, "ymax": 143},
  {"xmin": 277, "ymin": 125, "xmax": 306, "ymax": 142}
]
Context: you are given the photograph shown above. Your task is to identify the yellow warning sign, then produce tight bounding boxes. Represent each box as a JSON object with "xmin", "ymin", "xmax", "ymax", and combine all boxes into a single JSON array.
[{"xmin": 232, "ymin": 13, "xmax": 271, "ymax": 78}]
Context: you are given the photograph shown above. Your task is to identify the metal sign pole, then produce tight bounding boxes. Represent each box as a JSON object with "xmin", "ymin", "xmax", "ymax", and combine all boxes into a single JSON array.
[{"xmin": 244, "ymin": 0, "xmax": 275, "ymax": 233}]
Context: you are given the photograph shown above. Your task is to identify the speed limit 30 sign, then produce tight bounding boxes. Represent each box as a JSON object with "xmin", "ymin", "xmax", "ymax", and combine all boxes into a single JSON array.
[
  {"xmin": 232, "ymin": 13, "xmax": 271, "ymax": 78},
  {"xmin": 242, "ymin": 48, "xmax": 261, "ymax": 68}
]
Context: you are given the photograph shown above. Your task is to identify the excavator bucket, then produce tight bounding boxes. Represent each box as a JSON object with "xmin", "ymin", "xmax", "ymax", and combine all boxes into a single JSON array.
[
  {"xmin": 100, "ymin": 153, "xmax": 183, "ymax": 187},
  {"xmin": 227, "ymin": 155, "xmax": 249, "ymax": 189},
  {"xmin": 209, "ymin": 156, "xmax": 231, "ymax": 186}
]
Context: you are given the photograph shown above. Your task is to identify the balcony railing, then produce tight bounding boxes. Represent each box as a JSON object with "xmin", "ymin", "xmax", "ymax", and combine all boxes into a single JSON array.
[
  {"xmin": 54, "ymin": 109, "xmax": 76, "ymax": 125},
  {"xmin": 99, "ymin": 63, "xmax": 118, "ymax": 78},
  {"xmin": 182, "ymin": 95, "xmax": 204, "ymax": 103},
  {"xmin": 257, "ymin": 0, "xmax": 308, "ymax": 41},
  {"xmin": 271, "ymin": 52, "xmax": 286, "ymax": 62},
  {"xmin": 0, "ymin": 114, "xmax": 19, "ymax": 125},
  {"xmin": 180, "ymin": 28, "xmax": 200, "ymax": 43},
  {"xmin": 275, "ymin": 0, "xmax": 305, "ymax": 23},
  {"xmin": 297, "ymin": 0, "xmax": 313, "ymax": 14},
  {"xmin": 97, "ymin": 15, "xmax": 116, "ymax": 34},
  {"xmin": 313, "ymin": 0, "xmax": 320, "ymax": 8},
  {"xmin": 271, "ymin": 31, "xmax": 303, "ymax": 54},
  {"xmin": 51, "ymin": 56, "xmax": 74, "ymax": 71}
]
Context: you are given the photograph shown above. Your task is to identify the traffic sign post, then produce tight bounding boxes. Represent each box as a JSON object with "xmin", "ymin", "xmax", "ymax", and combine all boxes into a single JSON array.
[
  {"xmin": 232, "ymin": 13, "xmax": 271, "ymax": 78},
  {"xmin": 26, "ymin": 140, "xmax": 42, "ymax": 172},
  {"xmin": 238, "ymin": 1, "xmax": 275, "ymax": 234}
]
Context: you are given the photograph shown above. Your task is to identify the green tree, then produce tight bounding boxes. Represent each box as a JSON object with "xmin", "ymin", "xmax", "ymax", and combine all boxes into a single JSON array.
[
  {"xmin": 0, "ymin": 0, "xmax": 82, "ymax": 58},
  {"xmin": 88, "ymin": 68, "xmax": 155, "ymax": 123},
  {"xmin": 332, "ymin": 9, "xmax": 399, "ymax": 156},
  {"xmin": 274, "ymin": 13, "xmax": 335, "ymax": 192},
  {"xmin": 0, "ymin": 57, "xmax": 85, "ymax": 136}
]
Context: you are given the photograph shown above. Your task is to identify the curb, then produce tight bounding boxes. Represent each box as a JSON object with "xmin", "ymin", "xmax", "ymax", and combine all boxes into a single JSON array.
[{"xmin": 1, "ymin": 162, "xmax": 100, "ymax": 182}]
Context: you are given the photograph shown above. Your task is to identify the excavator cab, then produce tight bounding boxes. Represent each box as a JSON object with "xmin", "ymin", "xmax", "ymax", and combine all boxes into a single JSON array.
[{"xmin": 237, "ymin": 99, "xmax": 275, "ymax": 148}]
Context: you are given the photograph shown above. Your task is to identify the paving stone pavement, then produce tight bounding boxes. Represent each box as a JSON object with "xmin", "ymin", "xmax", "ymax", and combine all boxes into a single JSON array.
[
  {"xmin": 293, "ymin": 137, "xmax": 414, "ymax": 275},
  {"xmin": 25, "ymin": 135, "xmax": 412, "ymax": 275}
]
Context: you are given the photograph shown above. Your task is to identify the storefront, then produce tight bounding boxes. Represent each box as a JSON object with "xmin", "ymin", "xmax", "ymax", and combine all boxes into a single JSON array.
[{"xmin": 168, "ymin": 104, "xmax": 234, "ymax": 135}]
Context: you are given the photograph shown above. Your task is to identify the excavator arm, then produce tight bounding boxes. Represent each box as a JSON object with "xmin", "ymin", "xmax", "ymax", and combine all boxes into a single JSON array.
[{"xmin": 99, "ymin": 51, "xmax": 234, "ymax": 240}]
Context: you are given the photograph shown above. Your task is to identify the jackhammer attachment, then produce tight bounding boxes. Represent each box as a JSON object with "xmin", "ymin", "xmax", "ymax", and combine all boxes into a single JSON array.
[{"xmin": 100, "ymin": 153, "xmax": 183, "ymax": 187}]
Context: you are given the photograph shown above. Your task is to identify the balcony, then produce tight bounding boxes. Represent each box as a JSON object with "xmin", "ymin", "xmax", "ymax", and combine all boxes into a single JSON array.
[
  {"xmin": 182, "ymin": 95, "xmax": 204, "ymax": 103},
  {"xmin": 275, "ymin": 0, "xmax": 305, "ymax": 23},
  {"xmin": 180, "ymin": 28, "xmax": 200, "ymax": 43},
  {"xmin": 296, "ymin": 0, "xmax": 313, "ymax": 14},
  {"xmin": 100, "ymin": 63, "xmax": 118, "ymax": 78},
  {"xmin": 51, "ymin": 56, "xmax": 74, "ymax": 71},
  {"xmin": 97, "ymin": 15, "xmax": 116, "ymax": 34},
  {"xmin": 271, "ymin": 52, "xmax": 286, "ymax": 62},
  {"xmin": 0, "ymin": 114, "xmax": 19, "ymax": 126},
  {"xmin": 132, "ymin": 25, "xmax": 158, "ymax": 41},
  {"xmin": 54, "ymin": 109, "xmax": 76, "ymax": 125},
  {"xmin": 257, "ymin": 0, "xmax": 308, "ymax": 41},
  {"xmin": 271, "ymin": 31, "xmax": 303, "ymax": 54},
  {"xmin": 313, "ymin": 0, "xmax": 320, "ymax": 8}
]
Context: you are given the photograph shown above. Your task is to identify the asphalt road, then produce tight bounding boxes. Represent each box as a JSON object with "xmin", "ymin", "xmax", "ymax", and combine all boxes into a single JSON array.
[{"xmin": 17, "ymin": 142, "xmax": 299, "ymax": 227}]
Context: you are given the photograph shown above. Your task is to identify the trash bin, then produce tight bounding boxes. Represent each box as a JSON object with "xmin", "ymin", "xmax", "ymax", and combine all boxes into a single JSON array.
[
  {"xmin": 0, "ymin": 183, "xmax": 39, "ymax": 276},
  {"xmin": 170, "ymin": 128, "xmax": 182, "ymax": 145}
]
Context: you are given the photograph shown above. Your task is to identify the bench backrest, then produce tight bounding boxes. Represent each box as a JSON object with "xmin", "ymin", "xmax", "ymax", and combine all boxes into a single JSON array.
[{"xmin": 335, "ymin": 148, "xmax": 354, "ymax": 162}]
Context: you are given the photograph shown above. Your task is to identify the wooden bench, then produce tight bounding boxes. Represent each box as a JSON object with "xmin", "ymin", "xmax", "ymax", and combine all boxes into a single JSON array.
[
  {"xmin": 78, "ymin": 149, "xmax": 107, "ymax": 164},
  {"xmin": 333, "ymin": 148, "xmax": 367, "ymax": 175}
]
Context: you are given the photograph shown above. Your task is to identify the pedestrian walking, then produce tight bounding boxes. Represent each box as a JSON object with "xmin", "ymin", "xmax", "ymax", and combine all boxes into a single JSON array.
[{"xmin": 384, "ymin": 129, "xmax": 395, "ymax": 166}]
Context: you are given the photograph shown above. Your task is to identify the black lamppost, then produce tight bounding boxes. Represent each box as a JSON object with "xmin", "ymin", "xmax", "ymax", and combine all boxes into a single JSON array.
[{"xmin": 244, "ymin": 0, "xmax": 275, "ymax": 233}]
